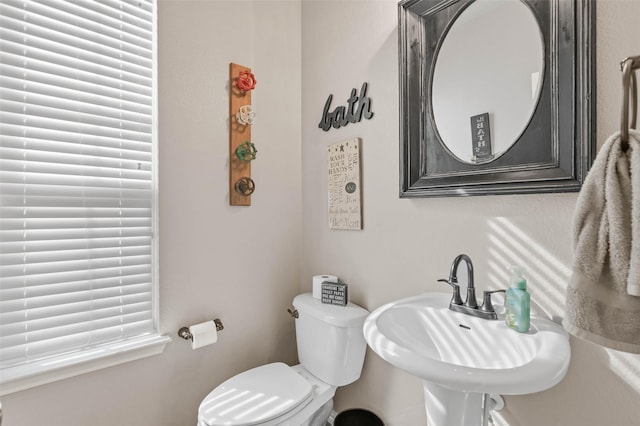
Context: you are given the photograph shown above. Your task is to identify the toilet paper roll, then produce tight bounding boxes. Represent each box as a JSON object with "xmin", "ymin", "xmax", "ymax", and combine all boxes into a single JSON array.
[
  {"xmin": 189, "ymin": 320, "xmax": 218, "ymax": 349},
  {"xmin": 312, "ymin": 274, "xmax": 338, "ymax": 299}
]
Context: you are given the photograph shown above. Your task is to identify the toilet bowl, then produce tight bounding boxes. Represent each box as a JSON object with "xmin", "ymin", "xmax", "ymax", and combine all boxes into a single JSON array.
[{"xmin": 197, "ymin": 293, "xmax": 369, "ymax": 426}]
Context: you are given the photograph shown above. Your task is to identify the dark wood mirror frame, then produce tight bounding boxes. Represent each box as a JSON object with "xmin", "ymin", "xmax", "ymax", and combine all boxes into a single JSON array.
[{"xmin": 399, "ymin": 0, "xmax": 595, "ymax": 197}]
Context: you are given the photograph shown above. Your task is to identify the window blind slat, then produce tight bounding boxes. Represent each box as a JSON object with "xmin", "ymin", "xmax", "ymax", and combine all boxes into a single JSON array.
[
  {"xmin": 2, "ymin": 291, "xmax": 152, "ymax": 325},
  {"xmin": 1, "ymin": 262, "xmax": 152, "ymax": 294},
  {"xmin": 0, "ymin": 206, "xmax": 151, "ymax": 219},
  {"xmin": 1, "ymin": 292, "xmax": 153, "ymax": 326},
  {"xmin": 0, "ymin": 236, "xmax": 151, "ymax": 255},
  {"xmin": 1, "ymin": 280, "xmax": 152, "ymax": 310},
  {"xmin": 2, "ymin": 310, "xmax": 153, "ymax": 351},
  {"xmin": 1, "ymin": 87, "xmax": 152, "ymax": 126},
  {"xmin": 0, "ymin": 112, "xmax": 152, "ymax": 143},
  {"xmin": 2, "ymin": 183, "xmax": 151, "ymax": 200},
  {"xmin": 0, "ymin": 194, "xmax": 151, "ymax": 209},
  {"xmin": 1, "ymin": 65, "xmax": 153, "ymax": 110},
  {"xmin": 1, "ymin": 226, "xmax": 152, "ymax": 243},
  {"xmin": 0, "ymin": 320, "xmax": 154, "ymax": 368},
  {"xmin": 0, "ymin": 52, "xmax": 151, "ymax": 99},
  {"xmin": 0, "ymin": 37, "xmax": 152, "ymax": 89},
  {"xmin": 0, "ymin": 0, "xmax": 157, "ymax": 372},
  {"xmin": 1, "ymin": 132, "xmax": 152, "ymax": 156},
  {"xmin": 0, "ymin": 216, "xmax": 152, "ymax": 231},
  {"xmin": 0, "ymin": 124, "xmax": 152, "ymax": 151},
  {"xmin": 0, "ymin": 141, "xmax": 152, "ymax": 166},
  {"xmin": 1, "ymin": 317, "xmax": 154, "ymax": 365},
  {"xmin": 0, "ymin": 172, "xmax": 152, "ymax": 191},
  {"xmin": 1, "ymin": 0, "xmax": 153, "ymax": 47},
  {"xmin": 0, "ymin": 21, "xmax": 152, "ymax": 72},
  {"xmin": 1, "ymin": 254, "xmax": 152, "ymax": 279},
  {"xmin": 1, "ymin": 93, "xmax": 152, "ymax": 133},
  {"xmin": 1, "ymin": 172, "xmax": 152, "ymax": 192},
  {"xmin": 79, "ymin": 0, "xmax": 153, "ymax": 30},
  {"xmin": 2, "ymin": 241, "xmax": 151, "ymax": 266},
  {"xmin": 0, "ymin": 273, "xmax": 152, "ymax": 300},
  {"xmin": 0, "ymin": 10, "xmax": 152, "ymax": 63},
  {"xmin": 0, "ymin": 150, "xmax": 151, "ymax": 172}
]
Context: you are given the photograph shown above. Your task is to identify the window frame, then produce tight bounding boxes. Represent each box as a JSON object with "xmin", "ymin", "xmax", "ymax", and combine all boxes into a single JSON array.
[{"xmin": 0, "ymin": 0, "xmax": 170, "ymax": 396}]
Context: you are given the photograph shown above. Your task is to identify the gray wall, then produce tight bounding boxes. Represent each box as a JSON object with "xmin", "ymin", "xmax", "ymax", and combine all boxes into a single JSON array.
[{"xmin": 300, "ymin": 0, "xmax": 640, "ymax": 425}]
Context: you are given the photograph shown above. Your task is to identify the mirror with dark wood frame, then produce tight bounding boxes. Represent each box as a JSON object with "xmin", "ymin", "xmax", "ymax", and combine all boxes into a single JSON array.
[{"xmin": 399, "ymin": 0, "xmax": 595, "ymax": 197}]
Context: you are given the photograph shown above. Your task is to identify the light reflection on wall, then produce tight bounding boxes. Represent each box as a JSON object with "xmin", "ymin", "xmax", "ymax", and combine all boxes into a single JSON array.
[
  {"xmin": 487, "ymin": 217, "xmax": 570, "ymax": 320},
  {"xmin": 486, "ymin": 216, "xmax": 640, "ymax": 415},
  {"xmin": 607, "ymin": 349, "xmax": 640, "ymax": 394}
]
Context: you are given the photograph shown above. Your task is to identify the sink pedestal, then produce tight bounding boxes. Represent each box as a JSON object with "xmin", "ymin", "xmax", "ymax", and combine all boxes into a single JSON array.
[{"xmin": 422, "ymin": 382, "xmax": 484, "ymax": 426}]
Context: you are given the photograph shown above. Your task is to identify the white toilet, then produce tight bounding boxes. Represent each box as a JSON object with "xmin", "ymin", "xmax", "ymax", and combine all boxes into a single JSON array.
[{"xmin": 197, "ymin": 292, "xmax": 369, "ymax": 426}]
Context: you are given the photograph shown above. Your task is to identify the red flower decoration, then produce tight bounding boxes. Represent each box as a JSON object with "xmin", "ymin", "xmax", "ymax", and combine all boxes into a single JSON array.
[{"xmin": 236, "ymin": 70, "xmax": 257, "ymax": 92}]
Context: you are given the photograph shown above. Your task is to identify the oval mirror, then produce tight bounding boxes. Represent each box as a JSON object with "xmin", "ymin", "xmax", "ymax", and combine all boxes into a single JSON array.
[{"xmin": 431, "ymin": 0, "xmax": 544, "ymax": 164}]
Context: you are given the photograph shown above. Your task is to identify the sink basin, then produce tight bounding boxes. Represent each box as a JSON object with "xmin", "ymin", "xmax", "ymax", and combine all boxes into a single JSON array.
[{"xmin": 364, "ymin": 292, "xmax": 570, "ymax": 425}]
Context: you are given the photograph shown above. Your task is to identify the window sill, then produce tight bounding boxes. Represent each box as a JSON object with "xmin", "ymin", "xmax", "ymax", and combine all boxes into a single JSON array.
[{"xmin": 0, "ymin": 333, "xmax": 172, "ymax": 396}]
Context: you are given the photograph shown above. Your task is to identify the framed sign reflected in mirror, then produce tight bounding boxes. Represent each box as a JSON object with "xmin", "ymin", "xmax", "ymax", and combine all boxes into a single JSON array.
[{"xmin": 399, "ymin": 0, "xmax": 595, "ymax": 197}]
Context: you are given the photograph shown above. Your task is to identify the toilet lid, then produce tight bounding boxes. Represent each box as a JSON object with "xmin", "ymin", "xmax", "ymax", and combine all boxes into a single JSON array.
[{"xmin": 198, "ymin": 362, "xmax": 313, "ymax": 426}]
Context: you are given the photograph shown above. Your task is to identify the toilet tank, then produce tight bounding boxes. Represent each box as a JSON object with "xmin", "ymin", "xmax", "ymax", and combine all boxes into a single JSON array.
[{"xmin": 292, "ymin": 293, "xmax": 369, "ymax": 386}]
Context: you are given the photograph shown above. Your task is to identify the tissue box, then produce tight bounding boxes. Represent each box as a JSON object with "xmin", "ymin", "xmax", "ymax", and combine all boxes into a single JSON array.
[{"xmin": 321, "ymin": 282, "xmax": 348, "ymax": 306}]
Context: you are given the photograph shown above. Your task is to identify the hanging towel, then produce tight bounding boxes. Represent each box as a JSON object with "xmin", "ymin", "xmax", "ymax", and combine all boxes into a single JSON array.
[{"xmin": 563, "ymin": 129, "xmax": 640, "ymax": 353}]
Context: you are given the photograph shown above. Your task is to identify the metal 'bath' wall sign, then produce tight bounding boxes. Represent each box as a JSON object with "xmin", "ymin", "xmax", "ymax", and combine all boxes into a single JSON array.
[{"xmin": 318, "ymin": 82, "xmax": 374, "ymax": 131}]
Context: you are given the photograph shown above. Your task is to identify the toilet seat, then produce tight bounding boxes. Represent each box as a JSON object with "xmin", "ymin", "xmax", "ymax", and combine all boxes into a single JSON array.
[{"xmin": 198, "ymin": 363, "xmax": 313, "ymax": 426}]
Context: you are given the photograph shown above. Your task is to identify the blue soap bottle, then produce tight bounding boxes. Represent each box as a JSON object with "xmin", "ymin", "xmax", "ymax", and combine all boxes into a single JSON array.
[{"xmin": 505, "ymin": 266, "xmax": 530, "ymax": 332}]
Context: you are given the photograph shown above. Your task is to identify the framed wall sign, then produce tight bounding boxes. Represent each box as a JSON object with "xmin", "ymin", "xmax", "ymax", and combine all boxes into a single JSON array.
[{"xmin": 328, "ymin": 138, "xmax": 362, "ymax": 230}]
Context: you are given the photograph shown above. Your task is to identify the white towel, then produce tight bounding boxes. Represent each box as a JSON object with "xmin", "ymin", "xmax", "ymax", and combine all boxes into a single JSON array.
[{"xmin": 563, "ymin": 129, "xmax": 640, "ymax": 353}]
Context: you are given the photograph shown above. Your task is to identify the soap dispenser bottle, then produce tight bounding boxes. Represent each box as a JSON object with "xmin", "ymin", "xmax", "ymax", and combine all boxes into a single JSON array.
[{"xmin": 505, "ymin": 266, "xmax": 530, "ymax": 332}]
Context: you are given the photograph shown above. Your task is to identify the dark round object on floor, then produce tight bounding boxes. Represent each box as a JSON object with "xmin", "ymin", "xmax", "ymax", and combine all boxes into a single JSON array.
[{"xmin": 334, "ymin": 409, "xmax": 384, "ymax": 426}]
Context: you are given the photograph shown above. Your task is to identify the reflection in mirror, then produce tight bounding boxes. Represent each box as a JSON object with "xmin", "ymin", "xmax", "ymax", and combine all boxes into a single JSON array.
[{"xmin": 432, "ymin": 0, "xmax": 544, "ymax": 164}]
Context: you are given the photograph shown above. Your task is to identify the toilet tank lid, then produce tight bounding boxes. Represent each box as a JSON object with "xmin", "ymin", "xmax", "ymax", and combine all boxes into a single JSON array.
[{"xmin": 293, "ymin": 293, "xmax": 369, "ymax": 327}]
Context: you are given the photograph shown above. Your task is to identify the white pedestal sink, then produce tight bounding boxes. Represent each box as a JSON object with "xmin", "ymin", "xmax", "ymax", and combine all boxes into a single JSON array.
[{"xmin": 363, "ymin": 293, "xmax": 570, "ymax": 426}]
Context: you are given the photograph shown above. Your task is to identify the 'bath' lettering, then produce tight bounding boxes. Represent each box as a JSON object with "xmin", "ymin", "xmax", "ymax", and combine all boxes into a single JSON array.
[{"xmin": 318, "ymin": 82, "xmax": 374, "ymax": 131}]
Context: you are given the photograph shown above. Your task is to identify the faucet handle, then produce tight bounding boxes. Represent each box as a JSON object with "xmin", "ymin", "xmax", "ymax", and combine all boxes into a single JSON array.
[
  {"xmin": 481, "ymin": 289, "xmax": 506, "ymax": 313},
  {"xmin": 437, "ymin": 279, "xmax": 463, "ymax": 305}
]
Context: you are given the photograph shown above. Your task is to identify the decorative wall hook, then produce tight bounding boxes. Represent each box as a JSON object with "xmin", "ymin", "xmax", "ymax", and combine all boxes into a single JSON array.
[
  {"xmin": 229, "ymin": 63, "xmax": 254, "ymax": 206},
  {"xmin": 234, "ymin": 177, "xmax": 256, "ymax": 196},
  {"xmin": 235, "ymin": 70, "xmax": 257, "ymax": 92},
  {"xmin": 235, "ymin": 105, "xmax": 256, "ymax": 125},
  {"xmin": 235, "ymin": 141, "xmax": 257, "ymax": 162}
]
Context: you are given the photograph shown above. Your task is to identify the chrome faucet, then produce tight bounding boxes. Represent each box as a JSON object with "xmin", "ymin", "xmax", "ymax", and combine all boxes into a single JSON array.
[{"xmin": 438, "ymin": 254, "xmax": 504, "ymax": 320}]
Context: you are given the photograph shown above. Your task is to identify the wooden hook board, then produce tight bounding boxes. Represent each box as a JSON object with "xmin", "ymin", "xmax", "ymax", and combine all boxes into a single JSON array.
[{"xmin": 229, "ymin": 62, "xmax": 252, "ymax": 206}]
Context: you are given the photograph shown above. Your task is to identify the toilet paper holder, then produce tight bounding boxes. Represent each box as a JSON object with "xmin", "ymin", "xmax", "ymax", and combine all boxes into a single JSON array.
[{"xmin": 178, "ymin": 319, "xmax": 224, "ymax": 341}]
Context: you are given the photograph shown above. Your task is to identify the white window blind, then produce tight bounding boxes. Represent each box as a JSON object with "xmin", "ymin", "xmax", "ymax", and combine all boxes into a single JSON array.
[{"xmin": 0, "ymin": 0, "xmax": 163, "ymax": 379}]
